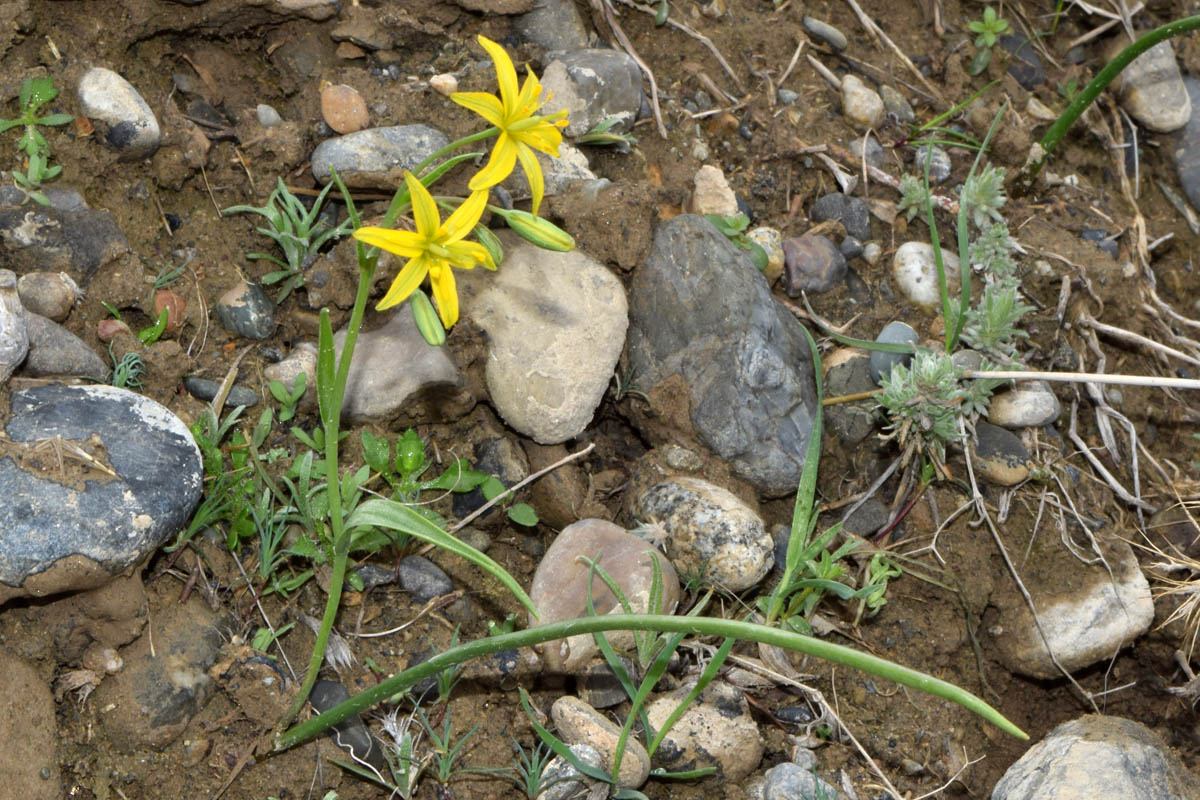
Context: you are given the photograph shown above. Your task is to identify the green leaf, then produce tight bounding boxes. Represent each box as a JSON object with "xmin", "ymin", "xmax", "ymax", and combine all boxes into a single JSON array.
[
  {"xmin": 746, "ymin": 241, "xmax": 769, "ymax": 271},
  {"xmin": 480, "ymin": 475, "xmax": 507, "ymax": 502},
  {"xmin": 361, "ymin": 430, "xmax": 391, "ymax": 475},
  {"xmin": 137, "ymin": 307, "xmax": 169, "ymax": 345},
  {"xmin": 346, "ymin": 498, "xmax": 539, "ymax": 617},
  {"xmin": 969, "ymin": 46, "xmax": 992, "ymax": 76},
  {"xmin": 506, "ymin": 503, "xmax": 538, "ymax": 527},
  {"xmin": 423, "ymin": 460, "xmax": 488, "ymax": 492},
  {"xmin": 37, "ymin": 112, "xmax": 74, "ymax": 127}
]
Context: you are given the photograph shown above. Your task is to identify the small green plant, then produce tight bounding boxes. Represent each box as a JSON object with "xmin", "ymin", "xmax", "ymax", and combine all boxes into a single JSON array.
[
  {"xmin": 251, "ymin": 622, "xmax": 295, "ymax": 654},
  {"xmin": 223, "ymin": 178, "xmax": 354, "ymax": 302},
  {"xmin": 575, "ymin": 116, "xmax": 638, "ymax": 151},
  {"xmin": 0, "ymin": 76, "xmax": 72, "ymax": 206},
  {"xmin": 268, "ymin": 372, "xmax": 306, "ymax": 424},
  {"xmin": 968, "ymin": 7, "xmax": 1011, "ymax": 75},
  {"xmin": 435, "ymin": 629, "xmax": 465, "ymax": 704},
  {"xmin": 897, "ymin": 174, "xmax": 930, "ymax": 222},
  {"xmin": 1057, "ymin": 77, "xmax": 1080, "ymax": 103},
  {"xmin": 332, "ymin": 706, "xmax": 429, "ymax": 799},
  {"xmin": 505, "ymin": 739, "xmax": 552, "ymax": 799},
  {"xmin": 418, "ymin": 707, "xmax": 484, "ymax": 794},
  {"xmin": 152, "ymin": 262, "xmax": 186, "ymax": 289},
  {"xmin": 109, "ymin": 348, "xmax": 145, "ymax": 390},
  {"xmin": 704, "ymin": 212, "xmax": 769, "ymax": 271}
]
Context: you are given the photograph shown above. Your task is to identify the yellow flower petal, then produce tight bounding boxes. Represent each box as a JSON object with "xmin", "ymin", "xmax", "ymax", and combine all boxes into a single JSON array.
[
  {"xmin": 404, "ymin": 172, "xmax": 441, "ymax": 242},
  {"xmin": 516, "ymin": 122, "xmax": 563, "ymax": 156},
  {"xmin": 446, "ymin": 240, "xmax": 493, "ymax": 270},
  {"xmin": 441, "ymin": 189, "xmax": 489, "ymax": 244},
  {"xmin": 352, "ymin": 226, "xmax": 426, "ymax": 258},
  {"xmin": 450, "ymin": 92, "xmax": 506, "ymax": 127},
  {"xmin": 468, "ymin": 134, "xmax": 518, "ymax": 191},
  {"xmin": 376, "ymin": 254, "xmax": 430, "ymax": 310},
  {"xmin": 478, "ymin": 35, "xmax": 519, "ymax": 113},
  {"xmin": 514, "ymin": 142, "xmax": 546, "ymax": 217},
  {"xmin": 428, "ymin": 261, "xmax": 459, "ymax": 328}
]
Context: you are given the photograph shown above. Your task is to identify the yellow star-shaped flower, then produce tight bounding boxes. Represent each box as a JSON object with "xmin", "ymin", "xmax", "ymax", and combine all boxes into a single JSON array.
[
  {"xmin": 352, "ymin": 172, "xmax": 494, "ymax": 328},
  {"xmin": 451, "ymin": 35, "xmax": 568, "ymax": 216}
]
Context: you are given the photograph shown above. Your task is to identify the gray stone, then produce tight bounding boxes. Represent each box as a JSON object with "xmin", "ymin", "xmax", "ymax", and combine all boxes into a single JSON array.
[
  {"xmin": 868, "ymin": 321, "xmax": 918, "ymax": 384},
  {"xmin": 1110, "ymin": 37, "xmax": 1190, "ymax": 133},
  {"xmin": 396, "ymin": 555, "xmax": 454, "ymax": 603},
  {"xmin": 514, "ymin": 0, "xmax": 590, "ymax": 54},
  {"xmin": 458, "ymin": 238, "xmax": 627, "ymax": 444},
  {"xmin": 0, "ymin": 650, "xmax": 61, "ymax": 799},
  {"xmin": 913, "ymin": 145, "xmax": 951, "ymax": 183},
  {"xmin": 645, "ymin": 679, "xmax": 763, "ymax": 781},
  {"xmin": 847, "ymin": 135, "xmax": 884, "ymax": 168},
  {"xmin": 16, "ymin": 271, "xmax": 77, "ymax": 322},
  {"xmin": 182, "ymin": 376, "xmax": 259, "ymax": 409},
  {"xmin": 783, "ymin": 235, "xmax": 846, "ymax": 295},
  {"xmin": 0, "ymin": 270, "xmax": 27, "ymax": 386},
  {"xmin": 335, "ymin": 309, "xmax": 466, "ymax": 424},
  {"xmin": 22, "ymin": 313, "xmax": 110, "ymax": 381},
  {"xmin": 628, "ymin": 215, "xmax": 818, "ymax": 495},
  {"xmin": 892, "ymin": 241, "xmax": 959, "ymax": 309},
  {"xmin": 824, "ymin": 349, "xmax": 877, "ymax": 445},
  {"xmin": 256, "ymin": 103, "xmax": 282, "ymax": 128},
  {"xmin": 991, "ymin": 529, "xmax": 1153, "ymax": 678},
  {"xmin": 810, "ymin": 192, "xmax": 871, "ymax": 240},
  {"xmin": 778, "ymin": 89, "xmax": 800, "ymax": 105},
  {"xmin": 575, "ymin": 659, "xmax": 631, "ymax": 709},
  {"xmin": 1170, "ymin": 77, "xmax": 1200, "ymax": 210},
  {"xmin": 992, "ymin": 716, "xmax": 1200, "ymax": 800},
  {"xmin": 538, "ymin": 743, "xmax": 605, "ymax": 800},
  {"xmin": 310, "ymin": 125, "xmax": 451, "ymax": 189},
  {"xmin": 262, "ymin": 342, "xmax": 316, "ymax": 406},
  {"xmin": 879, "ymin": 85, "xmax": 915, "ymax": 124},
  {"xmin": 94, "ymin": 599, "xmax": 224, "ymax": 750},
  {"xmin": 970, "ymin": 422, "xmax": 1031, "ymax": 487},
  {"xmin": 529, "ymin": 519, "xmax": 679, "ymax": 672},
  {"xmin": 842, "ymin": 497, "xmax": 888, "ymax": 538},
  {"xmin": 76, "ymin": 67, "xmax": 161, "ymax": 160},
  {"xmin": 999, "ymin": 34, "xmax": 1045, "ymax": 90},
  {"xmin": 541, "ymin": 49, "xmax": 643, "ymax": 137},
  {"xmin": 0, "ymin": 202, "xmax": 129, "ymax": 283},
  {"xmin": 801, "ymin": 16, "xmax": 847, "ymax": 50},
  {"xmin": 633, "ymin": 477, "xmax": 773, "ymax": 591},
  {"xmin": 215, "ymin": 280, "xmax": 276, "ymax": 340},
  {"xmin": 764, "ymin": 761, "xmax": 843, "ymax": 800},
  {"xmin": 841, "ymin": 75, "xmax": 883, "ymax": 130},
  {"xmin": 987, "ymin": 380, "xmax": 1061, "ymax": 428},
  {"xmin": 839, "ymin": 236, "xmax": 863, "ymax": 260},
  {"xmin": 0, "ymin": 385, "xmax": 202, "ymax": 601},
  {"xmin": 1080, "ymin": 228, "xmax": 1119, "ymax": 258},
  {"xmin": 502, "ymin": 141, "xmax": 596, "ymax": 206},
  {"xmin": 552, "ymin": 695, "xmax": 650, "ymax": 788},
  {"xmin": 309, "ymin": 680, "xmax": 387, "ymax": 772}
]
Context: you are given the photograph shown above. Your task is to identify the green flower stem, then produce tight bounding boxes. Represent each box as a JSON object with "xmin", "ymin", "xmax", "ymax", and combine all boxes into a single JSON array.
[
  {"xmin": 275, "ymin": 614, "xmax": 1028, "ymax": 751},
  {"xmin": 278, "ymin": 248, "xmax": 377, "ymax": 729},
  {"xmin": 1031, "ymin": 16, "xmax": 1200, "ymax": 177}
]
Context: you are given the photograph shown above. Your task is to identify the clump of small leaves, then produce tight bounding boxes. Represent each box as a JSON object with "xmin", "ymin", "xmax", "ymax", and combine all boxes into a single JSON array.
[
  {"xmin": 109, "ymin": 348, "xmax": 146, "ymax": 389},
  {"xmin": 960, "ymin": 277, "xmax": 1036, "ymax": 356},
  {"xmin": 0, "ymin": 76, "xmax": 73, "ymax": 205},
  {"xmin": 960, "ymin": 164, "xmax": 1007, "ymax": 230},
  {"xmin": 897, "ymin": 173, "xmax": 930, "ymax": 222},
  {"xmin": 968, "ymin": 7, "xmax": 1012, "ymax": 75},
  {"xmin": 704, "ymin": 212, "xmax": 769, "ymax": 271}
]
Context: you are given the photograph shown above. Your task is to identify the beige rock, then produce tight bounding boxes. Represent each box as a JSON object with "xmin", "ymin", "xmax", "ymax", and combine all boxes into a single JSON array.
[
  {"xmin": 429, "ymin": 73, "xmax": 458, "ymax": 96},
  {"xmin": 689, "ymin": 164, "xmax": 739, "ymax": 217},
  {"xmin": 748, "ymin": 226, "xmax": 784, "ymax": 284},
  {"xmin": 321, "ymin": 84, "xmax": 369, "ymax": 134},
  {"xmin": 529, "ymin": 519, "xmax": 679, "ymax": 672},
  {"xmin": 16, "ymin": 271, "xmax": 78, "ymax": 323},
  {"xmin": 551, "ymin": 695, "xmax": 650, "ymax": 788},
  {"xmin": 841, "ymin": 75, "xmax": 884, "ymax": 130},
  {"xmin": 646, "ymin": 680, "xmax": 763, "ymax": 781}
]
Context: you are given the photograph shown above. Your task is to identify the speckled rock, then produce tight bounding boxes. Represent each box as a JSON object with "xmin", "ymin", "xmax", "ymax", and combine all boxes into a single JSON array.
[
  {"xmin": 823, "ymin": 348, "xmax": 877, "ymax": 445},
  {"xmin": 970, "ymin": 422, "xmax": 1031, "ymax": 486},
  {"xmin": 764, "ymin": 760, "xmax": 843, "ymax": 799},
  {"xmin": 0, "ymin": 270, "xmax": 27, "ymax": 386},
  {"xmin": 892, "ymin": 241, "xmax": 960, "ymax": 309},
  {"xmin": 841, "ymin": 75, "xmax": 884, "ymax": 130},
  {"xmin": 320, "ymin": 83, "xmax": 369, "ymax": 134},
  {"xmin": 77, "ymin": 67, "xmax": 161, "ymax": 159},
  {"xmin": 529, "ymin": 519, "xmax": 679, "ymax": 672},
  {"xmin": 1109, "ymin": 37, "xmax": 1191, "ymax": 133},
  {"xmin": 990, "ymin": 530, "xmax": 1153, "ymax": 679},
  {"xmin": 992, "ymin": 716, "xmax": 1200, "ymax": 800},
  {"xmin": 16, "ymin": 271, "xmax": 77, "ymax": 322},
  {"xmin": 310, "ymin": 125, "xmax": 450, "ymax": 188},
  {"xmin": 551, "ymin": 695, "xmax": 650, "ymax": 788},
  {"xmin": 987, "ymin": 380, "xmax": 1061, "ymax": 428},
  {"xmin": 0, "ymin": 200, "xmax": 129, "ymax": 282},
  {"xmin": 537, "ymin": 742, "xmax": 605, "ymax": 800},
  {"xmin": 913, "ymin": 145, "xmax": 952, "ymax": 183},
  {"xmin": 747, "ymin": 227, "xmax": 784, "ymax": 284},
  {"xmin": 335, "ymin": 309, "xmax": 467, "ymax": 424},
  {"xmin": 540, "ymin": 49, "xmax": 642, "ymax": 137},
  {"xmin": 688, "ymin": 164, "xmax": 739, "ymax": 217},
  {"xmin": 457, "ymin": 237, "xmax": 626, "ymax": 444},
  {"xmin": 0, "ymin": 385, "xmax": 202, "ymax": 602},
  {"xmin": 645, "ymin": 679, "xmax": 763, "ymax": 781},
  {"xmin": 633, "ymin": 477, "xmax": 772, "ymax": 591}
]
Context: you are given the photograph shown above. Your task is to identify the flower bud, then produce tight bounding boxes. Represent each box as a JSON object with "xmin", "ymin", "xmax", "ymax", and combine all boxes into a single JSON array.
[
  {"xmin": 410, "ymin": 289, "xmax": 446, "ymax": 347},
  {"xmin": 496, "ymin": 208, "xmax": 575, "ymax": 252}
]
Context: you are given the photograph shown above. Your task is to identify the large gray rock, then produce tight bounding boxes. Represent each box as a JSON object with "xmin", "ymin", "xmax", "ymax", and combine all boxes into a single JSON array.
[
  {"xmin": 22, "ymin": 313, "xmax": 110, "ymax": 381},
  {"xmin": 77, "ymin": 67, "xmax": 162, "ymax": 160},
  {"xmin": 0, "ymin": 385, "xmax": 202, "ymax": 602},
  {"xmin": 459, "ymin": 238, "xmax": 627, "ymax": 444},
  {"xmin": 311, "ymin": 125, "xmax": 451, "ymax": 188},
  {"xmin": 627, "ymin": 214, "xmax": 818, "ymax": 495},
  {"xmin": 1109, "ymin": 37, "xmax": 1190, "ymax": 133},
  {"xmin": 514, "ymin": 0, "xmax": 590, "ymax": 53},
  {"xmin": 0, "ymin": 201, "xmax": 129, "ymax": 283},
  {"xmin": 541, "ymin": 49, "xmax": 643, "ymax": 137},
  {"xmin": 992, "ymin": 716, "xmax": 1200, "ymax": 800},
  {"xmin": 1171, "ymin": 76, "xmax": 1200, "ymax": 212}
]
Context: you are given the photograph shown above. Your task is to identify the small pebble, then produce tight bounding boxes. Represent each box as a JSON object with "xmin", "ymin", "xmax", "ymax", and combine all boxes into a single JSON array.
[
  {"xmin": 256, "ymin": 103, "xmax": 282, "ymax": 128},
  {"xmin": 1081, "ymin": 229, "xmax": 1119, "ymax": 259},
  {"xmin": 552, "ymin": 696, "xmax": 650, "ymax": 788},
  {"xmin": 782, "ymin": 235, "xmax": 846, "ymax": 295},
  {"xmin": 913, "ymin": 145, "xmax": 951, "ymax": 184},
  {"xmin": 971, "ymin": 422, "xmax": 1032, "ymax": 486},
  {"xmin": 395, "ymin": 555, "xmax": 453, "ymax": 603},
  {"xmin": 690, "ymin": 165, "xmax": 739, "ymax": 217},
  {"xmin": 840, "ymin": 236, "xmax": 864, "ymax": 260},
  {"xmin": 320, "ymin": 84, "xmax": 369, "ymax": 135},
  {"xmin": 429, "ymin": 73, "xmax": 458, "ymax": 96},
  {"xmin": 868, "ymin": 321, "xmax": 918, "ymax": 384},
  {"xmin": 987, "ymin": 380, "xmax": 1061, "ymax": 428},
  {"xmin": 879, "ymin": 84, "xmax": 915, "ymax": 124},
  {"xmin": 811, "ymin": 192, "xmax": 871, "ymax": 240},
  {"xmin": 216, "ymin": 280, "xmax": 276, "ymax": 340},
  {"xmin": 16, "ymin": 272, "xmax": 77, "ymax": 322},
  {"xmin": 747, "ymin": 227, "xmax": 784, "ymax": 284},
  {"xmin": 841, "ymin": 75, "xmax": 884, "ymax": 130},
  {"xmin": 777, "ymin": 88, "xmax": 799, "ymax": 105},
  {"xmin": 862, "ymin": 242, "xmax": 882, "ymax": 265},
  {"xmin": 183, "ymin": 376, "xmax": 259, "ymax": 408},
  {"xmin": 802, "ymin": 16, "xmax": 848, "ymax": 50},
  {"xmin": 847, "ymin": 134, "xmax": 884, "ymax": 168},
  {"xmin": 76, "ymin": 67, "xmax": 161, "ymax": 160},
  {"xmin": 892, "ymin": 241, "xmax": 959, "ymax": 309}
]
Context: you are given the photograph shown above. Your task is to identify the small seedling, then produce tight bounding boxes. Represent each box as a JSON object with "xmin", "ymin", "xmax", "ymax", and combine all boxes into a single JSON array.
[
  {"xmin": 109, "ymin": 348, "xmax": 145, "ymax": 390},
  {"xmin": 968, "ymin": 7, "xmax": 1011, "ymax": 75},
  {"xmin": 0, "ymin": 76, "xmax": 72, "ymax": 206},
  {"xmin": 269, "ymin": 372, "xmax": 307, "ymax": 423},
  {"xmin": 704, "ymin": 212, "xmax": 769, "ymax": 271}
]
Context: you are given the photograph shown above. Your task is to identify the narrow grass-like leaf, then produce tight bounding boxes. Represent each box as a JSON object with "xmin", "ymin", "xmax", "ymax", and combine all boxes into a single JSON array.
[{"xmin": 646, "ymin": 636, "xmax": 735, "ymax": 756}]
